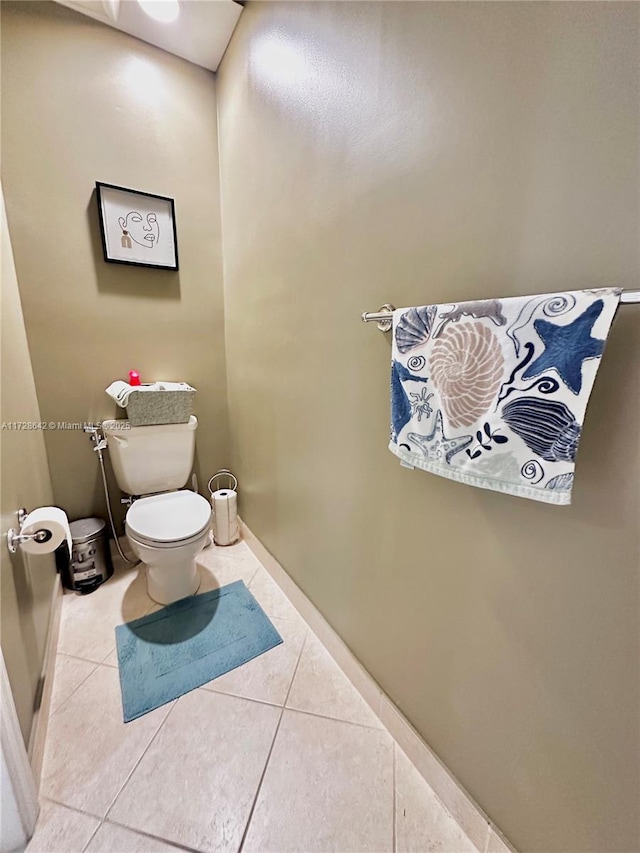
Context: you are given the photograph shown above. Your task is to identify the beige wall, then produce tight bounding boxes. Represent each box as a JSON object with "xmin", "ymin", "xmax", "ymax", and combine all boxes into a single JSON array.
[
  {"xmin": 217, "ymin": 3, "xmax": 640, "ymax": 851},
  {"xmin": 1, "ymin": 189, "xmax": 57, "ymax": 747},
  {"xmin": 1, "ymin": 1, "xmax": 229, "ymax": 524}
]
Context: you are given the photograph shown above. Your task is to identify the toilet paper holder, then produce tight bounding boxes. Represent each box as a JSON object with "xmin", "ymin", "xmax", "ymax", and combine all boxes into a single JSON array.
[
  {"xmin": 6, "ymin": 508, "xmax": 53, "ymax": 554},
  {"xmin": 207, "ymin": 470, "xmax": 238, "ymax": 495}
]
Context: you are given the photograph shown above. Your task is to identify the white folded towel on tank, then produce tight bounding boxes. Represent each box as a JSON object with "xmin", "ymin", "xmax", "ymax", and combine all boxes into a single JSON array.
[
  {"xmin": 105, "ymin": 381, "xmax": 134, "ymax": 407},
  {"xmin": 105, "ymin": 381, "xmax": 194, "ymax": 408}
]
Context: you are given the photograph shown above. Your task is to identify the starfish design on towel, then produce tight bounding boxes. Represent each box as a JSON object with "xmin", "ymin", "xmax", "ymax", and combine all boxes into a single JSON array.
[
  {"xmin": 523, "ymin": 300, "xmax": 607, "ymax": 395},
  {"xmin": 408, "ymin": 411, "xmax": 473, "ymax": 464}
]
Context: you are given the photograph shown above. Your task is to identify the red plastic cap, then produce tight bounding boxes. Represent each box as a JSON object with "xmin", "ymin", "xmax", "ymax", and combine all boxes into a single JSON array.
[{"xmin": 129, "ymin": 371, "xmax": 141, "ymax": 386}]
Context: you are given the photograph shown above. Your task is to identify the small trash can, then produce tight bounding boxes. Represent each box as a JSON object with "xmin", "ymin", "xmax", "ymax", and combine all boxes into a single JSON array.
[{"xmin": 60, "ymin": 518, "xmax": 114, "ymax": 594}]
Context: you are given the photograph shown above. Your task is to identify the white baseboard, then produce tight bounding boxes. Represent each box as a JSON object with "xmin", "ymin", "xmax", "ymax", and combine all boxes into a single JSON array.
[
  {"xmin": 240, "ymin": 518, "xmax": 516, "ymax": 853},
  {"xmin": 28, "ymin": 573, "xmax": 63, "ymax": 790}
]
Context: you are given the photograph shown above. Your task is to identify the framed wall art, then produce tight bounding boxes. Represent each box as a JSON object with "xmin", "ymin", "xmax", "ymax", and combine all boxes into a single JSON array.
[{"xmin": 95, "ymin": 182, "xmax": 179, "ymax": 270}]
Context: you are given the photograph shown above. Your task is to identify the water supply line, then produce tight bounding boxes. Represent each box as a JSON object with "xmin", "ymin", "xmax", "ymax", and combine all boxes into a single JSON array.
[{"xmin": 84, "ymin": 424, "xmax": 139, "ymax": 566}]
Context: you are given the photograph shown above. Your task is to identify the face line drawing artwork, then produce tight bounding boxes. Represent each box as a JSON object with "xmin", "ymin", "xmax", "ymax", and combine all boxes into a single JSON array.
[
  {"xmin": 118, "ymin": 210, "xmax": 160, "ymax": 250},
  {"xmin": 96, "ymin": 181, "xmax": 179, "ymax": 270}
]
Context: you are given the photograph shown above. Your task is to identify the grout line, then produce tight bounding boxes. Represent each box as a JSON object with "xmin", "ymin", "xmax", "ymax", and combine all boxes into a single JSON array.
[
  {"xmin": 237, "ymin": 628, "xmax": 307, "ymax": 853},
  {"xmin": 198, "ymin": 685, "xmax": 282, "ymax": 708},
  {"xmin": 175, "ymin": 670, "xmax": 387, "ymax": 733},
  {"xmin": 284, "ymin": 705, "xmax": 388, "ymax": 732},
  {"xmin": 281, "ymin": 637, "xmax": 305, "ymax": 725},
  {"xmin": 392, "ymin": 743, "xmax": 397, "ymax": 853},
  {"xmin": 238, "ymin": 718, "xmax": 285, "ymax": 851},
  {"xmin": 246, "ymin": 564, "xmax": 268, "ymax": 583},
  {"xmin": 41, "ymin": 796, "xmax": 104, "ymax": 823},
  {"xmin": 283, "ymin": 700, "xmax": 387, "ymax": 732},
  {"xmin": 54, "ymin": 650, "xmax": 106, "ymax": 666},
  {"xmin": 195, "ymin": 559, "xmax": 261, "ymax": 590},
  {"xmin": 47, "ymin": 658, "xmax": 101, "ymax": 721},
  {"xmin": 247, "ymin": 580, "xmax": 302, "ymax": 623},
  {"xmin": 280, "ymin": 631, "xmax": 386, "ymax": 732},
  {"xmin": 103, "ymin": 699, "xmax": 179, "ymax": 822},
  {"xmin": 42, "ymin": 795, "xmax": 196, "ymax": 853},
  {"xmin": 245, "ymin": 564, "xmax": 261, "ymax": 587},
  {"xmin": 80, "ymin": 818, "xmax": 103, "ymax": 853},
  {"xmin": 100, "ymin": 647, "xmax": 116, "ymax": 664},
  {"xmin": 283, "ymin": 697, "xmax": 385, "ymax": 731},
  {"xmin": 196, "ymin": 603, "xmax": 384, "ymax": 732},
  {"xmin": 252, "ymin": 610, "xmax": 302, "ymax": 625},
  {"xmin": 37, "ymin": 801, "xmax": 103, "ymax": 853},
  {"xmin": 103, "ymin": 817, "xmax": 202, "ymax": 853}
]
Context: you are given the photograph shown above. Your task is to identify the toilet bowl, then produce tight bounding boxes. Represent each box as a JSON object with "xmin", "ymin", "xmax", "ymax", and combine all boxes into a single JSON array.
[
  {"xmin": 102, "ymin": 415, "xmax": 213, "ymax": 605},
  {"xmin": 125, "ymin": 489, "xmax": 212, "ymax": 605}
]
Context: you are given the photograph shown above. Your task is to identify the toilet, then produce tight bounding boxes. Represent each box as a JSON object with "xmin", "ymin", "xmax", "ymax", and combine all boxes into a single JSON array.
[{"xmin": 102, "ymin": 416, "xmax": 212, "ymax": 605}]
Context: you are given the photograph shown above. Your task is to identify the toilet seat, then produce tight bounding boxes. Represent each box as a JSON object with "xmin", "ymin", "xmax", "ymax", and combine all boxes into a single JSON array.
[{"xmin": 126, "ymin": 490, "xmax": 211, "ymax": 548}]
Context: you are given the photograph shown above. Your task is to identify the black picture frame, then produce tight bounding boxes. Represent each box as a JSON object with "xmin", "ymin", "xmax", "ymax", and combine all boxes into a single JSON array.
[{"xmin": 95, "ymin": 181, "xmax": 179, "ymax": 271}]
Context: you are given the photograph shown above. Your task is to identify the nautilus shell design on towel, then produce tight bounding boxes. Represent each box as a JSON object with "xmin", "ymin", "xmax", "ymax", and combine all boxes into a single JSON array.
[
  {"xmin": 429, "ymin": 323, "xmax": 505, "ymax": 428},
  {"xmin": 395, "ymin": 305, "xmax": 437, "ymax": 353},
  {"xmin": 502, "ymin": 397, "xmax": 580, "ymax": 462}
]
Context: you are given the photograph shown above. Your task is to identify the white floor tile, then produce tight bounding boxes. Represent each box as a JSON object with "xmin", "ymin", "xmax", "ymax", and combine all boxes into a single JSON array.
[
  {"xmin": 381, "ymin": 699, "xmax": 489, "ymax": 850},
  {"xmin": 243, "ymin": 709, "xmax": 393, "ymax": 853},
  {"xmin": 57, "ymin": 567, "xmax": 155, "ymax": 664},
  {"xmin": 49, "ymin": 655, "xmax": 98, "ymax": 715},
  {"xmin": 41, "ymin": 665, "xmax": 172, "ymax": 818},
  {"xmin": 85, "ymin": 822, "xmax": 183, "ymax": 852},
  {"xmin": 286, "ymin": 632, "xmax": 382, "ymax": 728},
  {"xmin": 201, "ymin": 615, "xmax": 306, "ymax": 706},
  {"xmin": 25, "ymin": 801, "xmax": 99, "ymax": 853},
  {"xmin": 198, "ymin": 539, "xmax": 256, "ymax": 564},
  {"xmin": 395, "ymin": 746, "xmax": 479, "ymax": 853},
  {"xmin": 38, "ymin": 536, "xmax": 484, "ymax": 853},
  {"xmin": 248, "ymin": 567, "xmax": 301, "ymax": 622},
  {"xmin": 195, "ymin": 549, "xmax": 261, "ymax": 594},
  {"xmin": 109, "ymin": 689, "xmax": 281, "ymax": 853}
]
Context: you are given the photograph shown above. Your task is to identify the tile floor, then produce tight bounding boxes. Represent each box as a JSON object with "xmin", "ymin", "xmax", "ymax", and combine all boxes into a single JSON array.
[{"xmin": 28, "ymin": 540, "xmax": 479, "ymax": 853}]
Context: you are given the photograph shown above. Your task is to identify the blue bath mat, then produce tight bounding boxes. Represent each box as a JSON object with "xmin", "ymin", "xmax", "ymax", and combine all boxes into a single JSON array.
[{"xmin": 115, "ymin": 580, "xmax": 282, "ymax": 722}]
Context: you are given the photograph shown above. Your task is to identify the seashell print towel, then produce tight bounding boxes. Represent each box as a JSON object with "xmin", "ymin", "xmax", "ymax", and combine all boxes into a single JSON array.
[{"xmin": 389, "ymin": 289, "xmax": 621, "ymax": 504}]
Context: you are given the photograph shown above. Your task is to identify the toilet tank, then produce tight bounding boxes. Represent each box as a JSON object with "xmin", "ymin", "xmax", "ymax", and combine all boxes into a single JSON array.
[{"xmin": 102, "ymin": 416, "xmax": 198, "ymax": 495}]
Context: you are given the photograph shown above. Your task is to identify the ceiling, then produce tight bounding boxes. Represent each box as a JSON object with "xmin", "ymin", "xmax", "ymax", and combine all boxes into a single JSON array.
[{"xmin": 54, "ymin": 0, "xmax": 243, "ymax": 71}]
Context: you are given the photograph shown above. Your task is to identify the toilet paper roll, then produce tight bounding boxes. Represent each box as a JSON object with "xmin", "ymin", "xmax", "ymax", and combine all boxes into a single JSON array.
[
  {"xmin": 19, "ymin": 507, "xmax": 72, "ymax": 555},
  {"xmin": 211, "ymin": 489, "xmax": 239, "ymax": 546}
]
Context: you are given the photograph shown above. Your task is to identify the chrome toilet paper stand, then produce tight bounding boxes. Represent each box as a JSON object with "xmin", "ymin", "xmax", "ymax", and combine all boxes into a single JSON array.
[{"xmin": 208, "ymin": 470, "xmax": 238, "ymax": 496}]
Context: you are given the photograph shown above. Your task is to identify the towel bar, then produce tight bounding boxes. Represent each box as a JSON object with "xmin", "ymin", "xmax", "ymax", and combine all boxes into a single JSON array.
[{"xmin": 362, "ymin": 290, "xmax": 640, "ymax": 328}]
